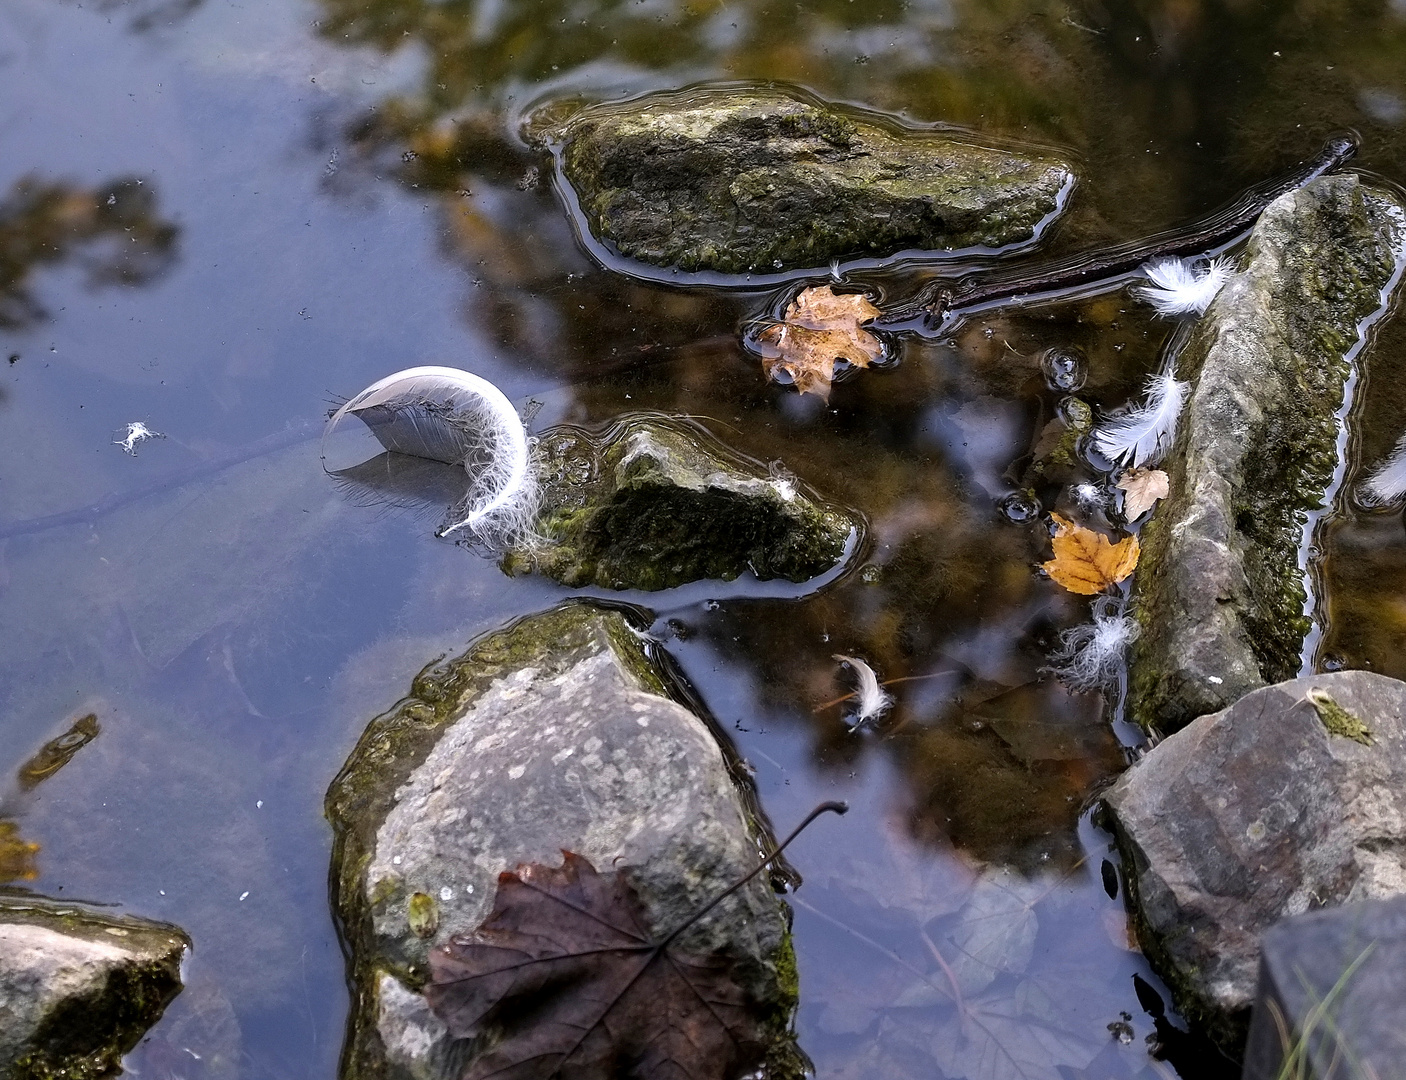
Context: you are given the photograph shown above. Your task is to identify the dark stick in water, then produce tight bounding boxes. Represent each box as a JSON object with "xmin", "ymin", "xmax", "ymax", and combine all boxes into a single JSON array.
[{"xmin": 880, "ymin": 134, "xmax": 1359, "ymax": 328}]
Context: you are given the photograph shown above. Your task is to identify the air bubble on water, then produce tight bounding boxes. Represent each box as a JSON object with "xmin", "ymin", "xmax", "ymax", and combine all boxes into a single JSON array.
[
  {"xmin": 998, "ymin": 491, "xmax": 1042, "ymax": 523},
  {"xmin": 1041, "ymin": 347, "xmax": 1087, "ymax": 392}
]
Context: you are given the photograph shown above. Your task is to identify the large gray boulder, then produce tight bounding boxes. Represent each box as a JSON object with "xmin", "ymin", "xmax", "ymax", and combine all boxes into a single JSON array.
[
  {"xmin": 506, "ymin": 415, "xmax": 856, "ymax": 590},
  {"xmin": 326, "ymin": 601, "xmax": 800, "ymax": 1080},
  {"xmin": 1128, "ymin": 174, "xmax": 1404, "ymax": 733},
  {"xmin": 554, "ymin": 87, "xmax": 1073, "ymax": 274},
  {"xmin": 1242, "ymin": 896, "xmax": 1406, "ymax": 1080},
  {"xmin": 1103, "ymin": 670, "xmax": 1406, "ymax": 1051},
  {"xmin": 0, "ymin": 894, "xmax": 188, "ymax": 1078}
]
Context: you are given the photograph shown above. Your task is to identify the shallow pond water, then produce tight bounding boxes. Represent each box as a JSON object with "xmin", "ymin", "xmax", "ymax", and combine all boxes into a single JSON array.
[{"xmin": 3, "ymin": 0, "xmax": 1406, "ymax": 1077}]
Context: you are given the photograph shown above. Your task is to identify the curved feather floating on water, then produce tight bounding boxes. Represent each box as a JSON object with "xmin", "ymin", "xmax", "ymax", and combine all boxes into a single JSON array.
[
  {"xmin": 1361, "ymin": 431, "xmax": 1406, "ymax": 507},
  {"xmin": 833, "ymin": 654, "xmax": 893, "ymax": 730},
  {"xmin": 1091, "ymin": 371, "xmax": 1189, "ymax": 469},
  {"xmin": 325, "ymin": 365, "xmax": 536, "ymax": 546}
]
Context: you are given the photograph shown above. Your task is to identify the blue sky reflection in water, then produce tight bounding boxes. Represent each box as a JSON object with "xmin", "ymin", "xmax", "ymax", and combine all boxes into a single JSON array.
[{"xmin": 3, "ymin": 0, "xmax": 1406, "ymax": 1076}]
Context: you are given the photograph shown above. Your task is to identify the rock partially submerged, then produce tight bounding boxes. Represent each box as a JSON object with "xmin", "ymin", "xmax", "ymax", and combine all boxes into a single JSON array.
[
  {"xmin": 1242, "ymin": 895, "xmax": 1406, "ymax": 1080},
  {"xmin": 326, "ymin": 602, "xmax": 800, "ymax": 1080},
  {"xmin": 553, "ymin": 87, "xmax": 1074, "ymax": 274},
  {"xmin": 508, "ymin": 415, "xmax": 856, "ymax": 590},
  {"xmin": 1129, "ymin": 174, "xmax": 1404, "ymax": 732},
  {"xmin": 1103, "ymin": 670, "xmax": 1406, "ymax": 1050},
  {"xmin": 0, "ymin": 893, "xmax": 188, "ymax": 1078}
]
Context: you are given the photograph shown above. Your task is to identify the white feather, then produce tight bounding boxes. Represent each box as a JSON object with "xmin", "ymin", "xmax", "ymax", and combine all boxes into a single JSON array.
[
  {"xmin": 325, "ymin": 365, "xmax": 537, "ymax": 547},
  {"xmin": 1134, "ymin": 256, "xmax": 1232, "ymax": 316},
  {"xmin": 1046, "ymin": 599, "xmax": 1140, "ymax": 692},
  {"xmin": 1361, "ymin": 430, "xmax": 1406, "ymax": 507},
  {"xmin": 833, "ymin": 654, "xmax": 893, "ymax": 730},
  {"xmin": 1091, "ymin": 371, "xmax": 1189, "ymax": 468}
]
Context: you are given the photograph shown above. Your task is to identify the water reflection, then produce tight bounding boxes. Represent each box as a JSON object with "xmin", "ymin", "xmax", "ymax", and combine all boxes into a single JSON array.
[{"xmin": 0, "ymin": 176, "xmax": 177, "ymax": 329}]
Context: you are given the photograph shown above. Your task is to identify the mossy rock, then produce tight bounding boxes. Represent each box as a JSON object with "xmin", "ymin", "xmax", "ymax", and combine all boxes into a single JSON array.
[
  {"xmin": 553, "ymin": 86, "xmax": 1074, "ymax": 274},
  {"xmin": 325, "ymin": 601, "xmax": 803, "ymax": 1080},
  {"xmin": 506, "ymin": 414, "xmax": 857, "ymax": 591},
  {"xmin": 0, "ymin": 894, "xmax": 188, "ymax": 1080},
  {"xmin": 1129, "ymin": 174, "xmax": 1404, "ymax": 733}
]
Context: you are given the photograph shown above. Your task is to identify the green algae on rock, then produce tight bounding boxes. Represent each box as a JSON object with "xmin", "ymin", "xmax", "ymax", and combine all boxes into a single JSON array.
[
  {"xmin": 325, "ymin": 602, "xmax": 803, "ymax": 1080},
  {"xmin": 506, "ymin": 415, "xmax": 857, "ymax": 590},
  {"xmin": 0, "ymin": 894, "xmax": 188, "ymax": 1080},
  {"xmin": 1128, "ymin": 174, "xmax": 1405, "ymax": 734},
  {"xmin": 552, "ymin": 86, "xmax": 1074, "ymax": 274}
]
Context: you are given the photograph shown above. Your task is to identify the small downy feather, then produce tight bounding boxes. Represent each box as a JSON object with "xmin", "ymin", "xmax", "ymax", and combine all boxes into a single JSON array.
[
  {"xmin": 1361, "ymin": 430, "xmax": 1406, "ymax": 507},
  {"xmin": 1045, "ymin": 597, "xmax": 1140, "ymax": 692},
  {"xmin": 1091, "ymin": 371, "xmax": 1189, "ymax": 468},
  {"xmin": 325, "ymin": 365, "xmax": 537, "ymax": 547},
  {"xmin": 1134, "ymin": 256, "xmax": 1232, "ymax": 316},
  {"xmin": 833, "ymin": 654, "xmax": 893, "ymax": 730}
]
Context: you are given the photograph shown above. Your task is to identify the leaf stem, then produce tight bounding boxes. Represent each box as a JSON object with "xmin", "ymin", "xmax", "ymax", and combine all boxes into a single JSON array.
[{"xmin": 660, "ymin": 801, "xmax": 847, "ymax": 948}]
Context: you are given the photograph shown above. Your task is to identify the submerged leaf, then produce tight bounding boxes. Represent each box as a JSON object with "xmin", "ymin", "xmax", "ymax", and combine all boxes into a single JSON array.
[
  {"xmin": 1041, "ymin": 514, "xmax": 1139, "ymax": 595},
  {"xmin": 755, "ymin": 285, "xmax": 883, "ymax": 401},
  {"xmin": 1115, "ymin": 467, "xmax": 1169, "ymax": 521},
  {"xmin": 17, "ymin": 712, "xmax": 100, "ymax": 791},
  {"xmin": 0, "ymin": 821, "xmax": 39, "ymax": 883}
]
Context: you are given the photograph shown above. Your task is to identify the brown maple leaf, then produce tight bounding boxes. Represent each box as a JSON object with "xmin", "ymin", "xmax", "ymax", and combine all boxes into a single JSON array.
[
  {"xmin": 1115, "ymin": 467, "xmax": 1169, "ymax": 522},
  {"xmin": 753, "ymin": 285, "xmax": 883, "ymax": 402},
  {"xmin": 425, "ymin": 802, "xmax": 847, "ymax": 1080},
  {"xmin": 1042, "ymin": 513, "xmax": 1140, "ymax": 595}
]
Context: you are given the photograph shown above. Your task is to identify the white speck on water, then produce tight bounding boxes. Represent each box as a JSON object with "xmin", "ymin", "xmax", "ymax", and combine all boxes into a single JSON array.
[
  {"xmin": 159, "ymin": 890, "xmax": 165, "ymax": 895},
  {"xmin": 114, "ymin": 421, "xmax": 165, "ymax": 456},
  {"xmin": 440, "ymin": 886, "xmax": 454, "ymax": 901},
  {"xmin": 239, "ymin": 891, "xmax": 249, "ymax": 901},
  {"xmin": 256, "ymin": 800, "xmax": 263, "ymax": 808}
]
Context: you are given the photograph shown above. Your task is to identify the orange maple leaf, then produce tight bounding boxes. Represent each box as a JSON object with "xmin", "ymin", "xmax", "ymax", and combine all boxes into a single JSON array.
[
  {"xmin": 754, "ymin": 286, "xmax": 883, "ymax": 401},
  {"xmin": 1042, "ymin": 513, "xmax": 1140, "ymax": 595}
]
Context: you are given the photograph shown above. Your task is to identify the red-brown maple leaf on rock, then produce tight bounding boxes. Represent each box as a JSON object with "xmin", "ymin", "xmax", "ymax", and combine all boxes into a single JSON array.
[{"xmin": 425, "ymin": 850, "xmax": 769, "ymax": 1080}]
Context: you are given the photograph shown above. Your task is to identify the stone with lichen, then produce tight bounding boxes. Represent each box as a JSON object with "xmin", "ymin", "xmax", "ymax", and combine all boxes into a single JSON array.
[
  {"xmin": 552, "ymin": 86, "xmax": 1074, "ymax": 274},
  {"xmin": 1128, "ymin": 174, "xmax": 1405, "ymax": 733},
  {"xmin": 1104, "ymin": 670, "xmax": 1406, "ymax": 1053},
  {"xmin": 326, "ymin": 601, "xmax": 801, "ymax": 1080},
  {"xmin": 0, "ymin": 894, "xmax": 187, "ymax": 1079},
  {"xmin": 506, "ymin": 415, "xmax": 856, "ymax": 591}
]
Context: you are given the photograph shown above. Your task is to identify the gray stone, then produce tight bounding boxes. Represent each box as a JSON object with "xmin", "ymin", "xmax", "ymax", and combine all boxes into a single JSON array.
[
  {"xmin": 326, "ymin": 601, "xmax": 799, "ymax": 1080},
  {"xmin": 555, "ymin": 87, "xmax": 1073, "ymax": 274},
  {"xmin": 1103, "ymin": 670, "xmax": 1406, "ymax": 1051},
  {"xmin": 1129, "ymin": 174, "xmax": 1404, "ymax": 733},
  {"xmin": 506, "ymin": 415, "xmax": 856, "ymax": 590},
  {"xmin": 1243, "ymin": 895, "xmax": 1406, "ymax": 1080},
  {"xmin": 0, "ymin": 894, "xmax": 188, "ymax": 1079}
]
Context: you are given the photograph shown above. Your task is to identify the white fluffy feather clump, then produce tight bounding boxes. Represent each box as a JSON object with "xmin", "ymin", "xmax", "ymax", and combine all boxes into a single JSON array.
[
  {"xmin": 834, "ymin": 654, "xmax": 893, "ymax": 730},
  {"xmin": 1091, "ymin": 371, "xmax": 1189, "ymax": 468},
  {"xmin": 1134, "ymin": 256, "xmax": 1233, "ymax": 316},
  {"xmin": 326, "ymin": 365, "xmax": 537, "ymax": 548},
  {"xmin": 1361, "ymin": 430, "xmax": 1406, "ymax": 507},
  {"xmin": 1046, "ymin": 599, "xmax": 1140, "ymax": 692}
]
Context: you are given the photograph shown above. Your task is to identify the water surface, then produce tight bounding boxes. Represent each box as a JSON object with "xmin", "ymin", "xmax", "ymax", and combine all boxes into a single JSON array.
[{"xmin": 3, "ymin": 1, "xmax": 1406, "ymax": 1077}]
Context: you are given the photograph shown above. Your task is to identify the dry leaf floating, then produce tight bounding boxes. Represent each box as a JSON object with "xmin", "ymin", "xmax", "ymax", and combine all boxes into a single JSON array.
[
  {"xmin": 1042, "ymin": 513, "xmax": 1140, "ymax": 595},
  {"xmin": 1116, "ymin": 467, "xmax": 1169, "ymax": 521},
  {"xmin": 425, "ymin": 801, "xmax": 846, "ymax": 1080},
  {"xmin": 755, "ymin": 285, "xmax": 883, "ymax": 401}
]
